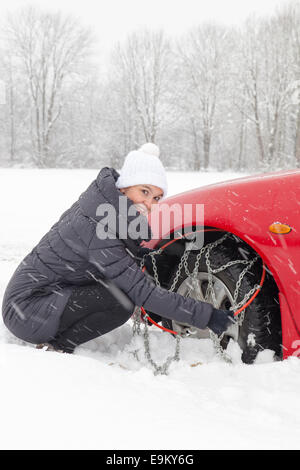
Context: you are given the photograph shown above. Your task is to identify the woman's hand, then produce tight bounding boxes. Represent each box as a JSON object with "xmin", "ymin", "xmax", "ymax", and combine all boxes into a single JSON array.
[{"xmin": 207, "ymin": 308, "xmax": 236, "ymax": 336}]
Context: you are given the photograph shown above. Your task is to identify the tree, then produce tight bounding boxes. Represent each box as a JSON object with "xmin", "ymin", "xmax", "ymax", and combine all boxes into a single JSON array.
[
  {"xmin": 175, "ymin": 24, "xmax": 229, "ymax": 170},
  {"xmin": 4, "ymin": 7, "xmax": 92, "ymax": 167},
  {"xmin": 111, "ymin": 30, "xmax": 171, "ymax": 147},
  {"xmin": 284, "ymin": 1, "xmax": 300, "ymax": 165}
]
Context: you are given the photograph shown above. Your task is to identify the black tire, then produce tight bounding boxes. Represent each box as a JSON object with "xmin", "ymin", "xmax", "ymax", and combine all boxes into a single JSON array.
[{"xmin": 161, "ymin": 236, "xmax": 282, "ymax": 364}]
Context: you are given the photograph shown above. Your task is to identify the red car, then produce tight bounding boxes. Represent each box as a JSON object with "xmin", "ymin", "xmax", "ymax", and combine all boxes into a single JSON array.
[{"xmin": 145, "ymin": 169, "xmax": 300, "ymax": 364}]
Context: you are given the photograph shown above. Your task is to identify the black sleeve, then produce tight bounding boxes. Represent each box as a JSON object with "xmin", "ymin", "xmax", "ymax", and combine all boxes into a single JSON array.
[{"xmin": 87, "ymin": 235, "xmax": 213, "ymax": 329}]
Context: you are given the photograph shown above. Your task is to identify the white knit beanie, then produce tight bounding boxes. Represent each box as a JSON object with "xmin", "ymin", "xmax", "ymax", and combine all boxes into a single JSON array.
[{"xmin": 116, "ymin": 143, "xmax": 168, "ymax": 197}]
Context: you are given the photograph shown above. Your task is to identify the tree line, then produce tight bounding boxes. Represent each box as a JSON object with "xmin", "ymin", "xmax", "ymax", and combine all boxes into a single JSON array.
[{"xmin": 0, "ymin": 2, "xmax": 299, "ymax": 172}]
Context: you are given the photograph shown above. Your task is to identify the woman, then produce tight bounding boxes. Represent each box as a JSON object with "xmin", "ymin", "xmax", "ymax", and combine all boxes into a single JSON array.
[{"xmin": 2, "ymin": 143, "xmax": 233, "ymax": 353}]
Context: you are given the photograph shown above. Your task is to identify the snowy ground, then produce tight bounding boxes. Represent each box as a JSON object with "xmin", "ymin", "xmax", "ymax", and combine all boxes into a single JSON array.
[{"xmin": 1, "ymin": 168, "xmax": 300, "ymax": 450}]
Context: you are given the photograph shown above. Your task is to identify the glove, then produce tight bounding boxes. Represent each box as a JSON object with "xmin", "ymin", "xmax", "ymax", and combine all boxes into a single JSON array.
[
  {"xmin": 136, "ymin": 241, "xmax": 185, "ymax": 261},
  {"xmin": 135, "ymin": 248, "xmax": 155, "ymax": 275},
  {"xmin": 136, "ymin": 247, "xmax": 154, "ymax": 259},
  {"xmin": 207, "ymin": 308, "xmax": 235, "ymax": 336},
  {"xmin": 163, "ymin": 240, "xmax": 185, "ymax": 258}
]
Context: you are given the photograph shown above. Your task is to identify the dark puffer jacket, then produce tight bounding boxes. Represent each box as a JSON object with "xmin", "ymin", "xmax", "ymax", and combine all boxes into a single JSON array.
[{"xmin": 2, "ymin": 167, "xmax": 214, "ymax": 344}]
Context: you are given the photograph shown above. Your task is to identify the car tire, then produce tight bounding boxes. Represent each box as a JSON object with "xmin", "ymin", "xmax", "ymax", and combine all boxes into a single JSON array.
[{"xmin": 161, "ymin": 237, "xmax": 282, "ymax": 364}]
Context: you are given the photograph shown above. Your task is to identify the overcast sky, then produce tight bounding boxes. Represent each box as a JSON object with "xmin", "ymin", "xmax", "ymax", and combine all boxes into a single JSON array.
[{"xmin": 0, "ymin": 0, "xmax": 294, "ymax": 55}]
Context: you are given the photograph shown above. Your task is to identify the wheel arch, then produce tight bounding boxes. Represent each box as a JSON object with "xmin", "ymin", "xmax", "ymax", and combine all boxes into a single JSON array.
[
  {"xmin": 152, "ymin": 224, "xmax": 283, "ymax": 349},
  {"xmin": 154, "ymin": 223, "xmax": 280, "ymax": 291}
]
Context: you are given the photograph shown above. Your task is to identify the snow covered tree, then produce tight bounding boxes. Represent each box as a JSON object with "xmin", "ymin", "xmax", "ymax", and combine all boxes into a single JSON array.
[
  {"xmin": 284, "ymin": 1, "xmax": 300, "ymax": 166},
  {"xmin": 174, "ymin": 24, "xmax": 230, "ymax": 170},
  {"xmin": 109, "ymin": 30, "xmax": 172, "ymax": 156},
  {"xmin": 0, "ymin": 2, "xmax": 299, "ymax": 172},
  {"xmin": 4, "ymin": 6, "xmax": 92, "ymax": 167}
]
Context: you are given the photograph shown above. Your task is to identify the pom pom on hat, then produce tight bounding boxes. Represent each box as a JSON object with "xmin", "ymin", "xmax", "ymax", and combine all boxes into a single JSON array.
[
  {"xmin": 116, "ymin": 143, "xmax": 168, "ymax": 197},
  {"xmin": 139, "ymin": 142, "xmax": 160, "ymax": 158}
]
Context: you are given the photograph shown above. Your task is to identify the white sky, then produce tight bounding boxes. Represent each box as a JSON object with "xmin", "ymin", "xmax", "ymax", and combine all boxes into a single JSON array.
[{"xmin": 0, "ymin": 0, "xmax": 294, "ymax": 56}]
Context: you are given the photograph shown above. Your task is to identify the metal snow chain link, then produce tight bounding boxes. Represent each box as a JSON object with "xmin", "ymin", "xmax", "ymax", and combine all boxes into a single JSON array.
[
  {"xmin": 204, "ymin": 238, "xmax": 260, "ymax": 362},
  {"xmin": 132, "ymin": 247, "xmax": 181, "ymax": 375},
  {"xmin": 144, "ymin": 319, "xmax": 181, "ymax": 376},
  {"xmin": 132, "ymin": 234, "xmax": 262, "ymax": 371},
  {"xmin": 131, "ymin": 306, "xmax": 181, "ymax": 376}
]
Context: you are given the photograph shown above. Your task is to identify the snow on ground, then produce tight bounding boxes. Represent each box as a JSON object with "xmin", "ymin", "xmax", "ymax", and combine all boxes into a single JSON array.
[{"xmin": 1, "ymin": 168, "xmax": 300, "ymax": 450}]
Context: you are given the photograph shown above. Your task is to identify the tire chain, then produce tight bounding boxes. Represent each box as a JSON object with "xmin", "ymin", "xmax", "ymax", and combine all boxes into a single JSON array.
[{"xmin": 132, "ymin": 233, "xmax": 262, "ymax": 372}]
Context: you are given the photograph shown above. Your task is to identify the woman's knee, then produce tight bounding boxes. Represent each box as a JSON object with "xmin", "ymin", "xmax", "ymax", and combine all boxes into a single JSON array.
[{"xmin": 112, "ymin": 301, "xmax": 135, "ymax": 324}]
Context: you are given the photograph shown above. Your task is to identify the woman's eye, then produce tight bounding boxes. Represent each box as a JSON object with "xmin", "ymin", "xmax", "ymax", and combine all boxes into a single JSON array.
[{"xmin": 142, "ymin": 189, "xmax": 148, "ymax": 195}]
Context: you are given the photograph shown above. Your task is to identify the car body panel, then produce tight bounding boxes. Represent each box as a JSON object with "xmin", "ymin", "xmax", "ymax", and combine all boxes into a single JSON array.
[{"xmin": 146, "ymin": 169, "xmax": 300, "ymax": 357}]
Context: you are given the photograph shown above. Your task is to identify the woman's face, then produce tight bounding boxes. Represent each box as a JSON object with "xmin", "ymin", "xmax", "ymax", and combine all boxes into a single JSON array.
[{"xmin": 119, "ymin": 184, "xmax": 163, "ymax": 215}]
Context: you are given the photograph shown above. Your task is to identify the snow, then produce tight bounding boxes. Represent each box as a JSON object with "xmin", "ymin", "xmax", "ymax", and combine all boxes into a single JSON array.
[{"xmin": 1, "ymin": 168, "xmax": 300, "ymax": 450}]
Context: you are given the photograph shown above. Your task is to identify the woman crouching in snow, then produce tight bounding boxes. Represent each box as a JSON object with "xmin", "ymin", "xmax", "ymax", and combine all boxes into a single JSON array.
[{"xmin": 2, "ymin": 143, "xmax": 233, "ymax": 353}]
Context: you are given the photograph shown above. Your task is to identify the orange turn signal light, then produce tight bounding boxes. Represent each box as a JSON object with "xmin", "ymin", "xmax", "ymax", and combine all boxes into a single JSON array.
[{"xmin": 269, "ymin": 222, "xmax": 292, "ymax": 234}]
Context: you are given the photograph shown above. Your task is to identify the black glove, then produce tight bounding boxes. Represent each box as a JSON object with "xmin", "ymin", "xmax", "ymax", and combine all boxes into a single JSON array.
[
  {"xmin": 136, "ymin": 247, "xmax": 154, "ymax": 259},
  {"xmin": 207, "ymin": 308, "xmax": 235, "ymax": 336},
  {"xmin": 137, "ymin": 241, "xmax": 185, "ymax": 260},
  {"xmin": 136, "ymin": 247, "xmax": 160, "ymax": 274},
  {"xmin": 142, "ymin": 241, "xmax": 186, "ymax": 273},
  {"xmin": 162, "ymin": 240, "xmax": 185, "ymax": 258}
]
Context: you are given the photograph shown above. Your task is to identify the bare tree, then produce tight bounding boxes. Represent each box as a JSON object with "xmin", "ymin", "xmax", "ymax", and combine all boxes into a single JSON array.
[
  {"xmin": 236, "ymin": 6, "xmax": 299, "ymax": 170},
  {"xmin": 261, "ymin": 12, "xmax": 296, "ymax": 166},
  {"xmin": 3, "ymin": 54, "xmax": 17, "ymax": 163},
  {"xmin": 285, "ymin": 1, "xmax": 300, "ymax": 165},
  {"xmin": 0, "ymin": 50, "xmax": 26, "ymax": 165},
  {"xmin": 175, "ymin": 24, "xmax": 228, "ymax": 170},
  {"xmin": 0, "ymin": 2, "xmax": 299, "ymax": 172},
  {"xmin": 111, "ymin": 30, "xmax": 171, "ymax": 146},
  {"xmin": 4, "ymin": 7, "xmax": 92, "ymax": 167},
  {"xmin": 238, "ymin": 20, "xmax": 267, "ymax": 166}
]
